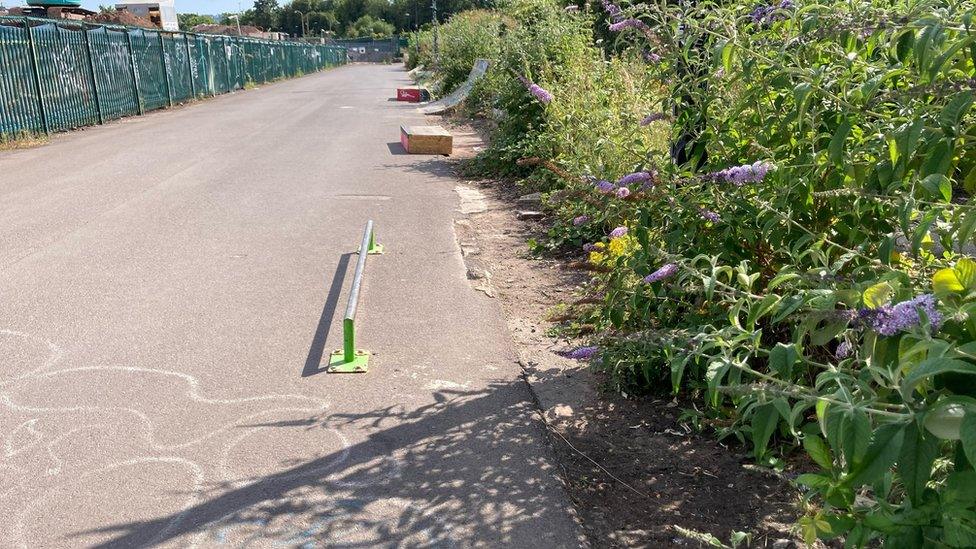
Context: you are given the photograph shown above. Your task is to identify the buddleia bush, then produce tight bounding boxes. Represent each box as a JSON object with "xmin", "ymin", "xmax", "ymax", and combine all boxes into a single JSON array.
[
  {"xmin": 426, "ymin": 0, "xmax": 976, "ymax": 544},
  {"xmin": 554, "ymin": 0, "xmax": 976, "ymax": 545}
]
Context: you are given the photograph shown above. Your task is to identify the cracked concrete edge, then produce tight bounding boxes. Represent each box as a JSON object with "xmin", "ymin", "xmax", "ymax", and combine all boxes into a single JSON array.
[{"xmin": 452, "ymin": 183, "xmax": 592, "ymax": 548}]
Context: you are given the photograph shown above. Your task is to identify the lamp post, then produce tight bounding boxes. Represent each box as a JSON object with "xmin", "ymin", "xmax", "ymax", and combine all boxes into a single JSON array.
[
  {"xmin": 227, "ymin": 13, "xmax": 242, "ymax": 36},
  {"xmin": 295, "ymin": 10, "xmax": 309, "ymax": 38}
]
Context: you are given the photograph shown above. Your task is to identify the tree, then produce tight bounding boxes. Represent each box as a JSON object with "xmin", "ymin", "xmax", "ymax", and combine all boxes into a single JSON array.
[
  {"xmin": 250, "ymin": 0, "xmax": 280, "ymax": 30},
  {"xmin": 178, "ymin": 13, "xmax": 216, "ymax": 30},
  {"xmin": 344, "ymin": 14, "xmax": 394, "ymax": 38}
]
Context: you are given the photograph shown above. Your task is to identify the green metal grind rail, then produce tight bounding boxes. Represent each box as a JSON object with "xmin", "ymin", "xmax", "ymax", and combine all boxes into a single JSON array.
[{"xmin": 328, "ymin": 220, "xmax": 383, "ymax": 373}]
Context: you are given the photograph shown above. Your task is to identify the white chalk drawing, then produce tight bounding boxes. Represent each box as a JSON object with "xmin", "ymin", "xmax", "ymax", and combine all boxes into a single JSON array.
[{"xmin": 0, "ymin": 328, "xmax": 403, "ymax": 547}]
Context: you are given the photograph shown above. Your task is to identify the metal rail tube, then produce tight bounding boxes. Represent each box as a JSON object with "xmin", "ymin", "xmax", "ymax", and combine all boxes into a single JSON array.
[
  {"xmin": 344, "ymin": 219, "xmax": 373, "ymax": 323},
  {"xmin": 341, "ymin": 220, "xmax": 374, "ymax": 363}
]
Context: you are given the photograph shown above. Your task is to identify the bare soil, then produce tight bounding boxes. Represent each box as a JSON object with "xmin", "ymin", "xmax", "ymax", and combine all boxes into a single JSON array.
[{"xmin": 446, "ymin": 120, "xmax": 806, "ymax": 548}]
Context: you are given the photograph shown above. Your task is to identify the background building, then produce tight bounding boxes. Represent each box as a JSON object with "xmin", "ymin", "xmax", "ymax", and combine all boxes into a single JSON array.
[{"xmin": 115, "ymin": 0, "xmax": 178, "ymax": 31}]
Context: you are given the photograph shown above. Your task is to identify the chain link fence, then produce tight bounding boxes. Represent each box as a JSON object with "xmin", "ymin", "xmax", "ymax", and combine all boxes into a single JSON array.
[{"xmin": 0, "ymin": 17, "xmax": 347, "ymax": 137}]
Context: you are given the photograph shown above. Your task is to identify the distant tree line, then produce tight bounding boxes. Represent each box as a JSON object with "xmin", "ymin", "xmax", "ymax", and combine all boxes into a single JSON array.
[{"xmin": 179, "ymin": 0, "xmax": 495, "ymax": 39}]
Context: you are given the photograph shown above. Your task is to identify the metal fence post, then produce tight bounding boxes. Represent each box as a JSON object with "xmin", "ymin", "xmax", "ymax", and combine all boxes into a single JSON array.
[
  {"xmin": 23, "ymin": 18, "xmax": 49, "ymax": 134},
  {"xmin": 81, "ymin": 23, "xmax": 104, "ymax": 124},
  {"xmin": 125, "ymin": 29, "xmax": 143, "ymax": 114},
  {"xmin": 183, "ymin": 33, "xmax": 196, "ymax": 98},
  {"xmin": 222, "ymin": 37, "xmax": 232, "ymax": 92},
  {"xmin": 236, "ymin": 37, "xmax": 245, "ymax": 89},
  {"xmin": 158, "ymin": 32, "xmax": 173, "ymax": 107}
]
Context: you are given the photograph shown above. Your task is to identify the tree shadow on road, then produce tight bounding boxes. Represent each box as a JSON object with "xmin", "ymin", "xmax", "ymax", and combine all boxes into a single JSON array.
[{"xmin": 78, "ymin": 380, "xmax": 582, "ymax": 548}]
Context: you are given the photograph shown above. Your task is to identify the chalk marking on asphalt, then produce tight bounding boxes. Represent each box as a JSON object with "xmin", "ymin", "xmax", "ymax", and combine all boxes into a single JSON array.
[
  {"xmin": 218, "ymin": 408, "xmax": 351, "ymax": 483},
  {"xmin": 218, "ymin": 413, "xmax": 402, "ymax": 488},
  {"xmin": 0, "ymin": 330, "xmax": 64, "ymax": 387},
  {"xmin": 2, "ymin": 366, "xmax": 330, "ymax": 450},
  {"xmin": 10, "ymin": 456, "xmax": 205, "ymax": 549},
  {"xmin": 0, "ymin": 337, "xmax": 412, "ymax": 546},
  {"xmin": 5, "ymin": 419, "xmax": 42, "ymax": 457}
]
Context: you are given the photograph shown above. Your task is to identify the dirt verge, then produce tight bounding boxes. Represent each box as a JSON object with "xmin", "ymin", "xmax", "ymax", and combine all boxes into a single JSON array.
[{"xmin": 445, "ymin": 119, "xmax": 806, "ymax": 548}]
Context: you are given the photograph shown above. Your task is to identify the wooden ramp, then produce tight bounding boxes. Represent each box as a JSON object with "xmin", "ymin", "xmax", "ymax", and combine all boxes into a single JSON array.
[{"xmin": 400, "ymin": 125, "xmax": 453, "ymax": 155}]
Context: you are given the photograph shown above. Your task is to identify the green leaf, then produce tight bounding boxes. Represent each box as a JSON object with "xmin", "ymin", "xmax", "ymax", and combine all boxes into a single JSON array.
[
  {"xmin": 962, "ymin": 409, "xmax": 976, "ymax": 466},
  {"xmin": 804, "ymin": 435, "xmax": 833, "ymax": 470},
  {"xmin": 920, "ymin": 174, "xmax": 952, "ymax": 202},
  {"xmin": 845, "ymin": 423, "xmax": 905, "ymax": 487},
  {"xmin": 768, "ymin": 343, "xmax": 797, "ymax": 379},
  {"xmin": 899, "ymin": 422, "xmax": 939, "ymax": 506},
  {"xmin": 895, "ymin": 29, "xmax": 915, "ymax": 63},
  {"xmin": 844, "ymin": 409, "xmax": 871, "ymax": 468},
  {"xmin": 944, "ymin": 471, "xmax": 976, "ymax": 505},
  {"xmin": 721, "ymin": 41, "xmax": 734, "ymax": 73},
  {"xmin": 964, "ymin": 165, "xmax": 976, "ymax": 195},
  {"xmin": 903, "ymin": 358, "xmax": 976, "ymax": 397},
  {"xmin": 828, "ymin": 119, "xmax": 851, "ymax": 166},
  {"xmin": 934, "ymin": 268, "xmax": 966, "ymax": 295},
  {"xmin": 944, "ymin": 513, "xmax": 976, "ymax": 549},
  {"xmin": 941, "ymin": 92, "xmax": 975, "ymax": 135},
  {"xmin": 771, "ymin": 295, "xmax": 804, "ymax": 323},
  {"xmin": 752, "ymin": 403, "xmax": 779, "ymax": 459},
  {"xmin": 706, "ymin": 361, "xmax": 729, "ymax": 407},
  {"xmin": 912, "ymin": 209, "xmax": 939, "ymax": 255},
  {"xmin": 955, "ymin": 258, "xmax": 976, "ymax": 291},
  {"xmin": 925, "ymin": 402, "xmax": 966, "ymax": 440},
  {"xmin": 922, "ymin": 139, "xmax": 952, "ymax": 178},
  {"xmin": 795, "ymin": 473, "xmax": 831, "ymax": 489}
]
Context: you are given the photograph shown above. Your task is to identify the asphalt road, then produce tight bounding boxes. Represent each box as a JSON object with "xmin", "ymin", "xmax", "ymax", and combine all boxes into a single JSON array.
[{"xmin": 0, "ymin": 64, "xmax": 581, "ymax": 548}]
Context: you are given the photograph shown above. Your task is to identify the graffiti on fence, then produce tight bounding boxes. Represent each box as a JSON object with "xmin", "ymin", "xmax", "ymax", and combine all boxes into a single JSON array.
[{"xmin": 0, "ymin": 16, "xmax": 347, "ymax": 138}]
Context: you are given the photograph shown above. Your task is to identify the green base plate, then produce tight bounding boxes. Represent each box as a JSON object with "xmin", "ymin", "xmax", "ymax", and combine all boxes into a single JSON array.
[
  {"xmin": 359, "ymin": 244, "xmax": 384, "ymax": 255},
  {"xmin": 327, "ymin": 349, "xmax": 370, "ymax": 373}
]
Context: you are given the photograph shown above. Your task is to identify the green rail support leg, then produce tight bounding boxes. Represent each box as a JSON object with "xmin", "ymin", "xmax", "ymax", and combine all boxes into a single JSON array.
[
  {"xmin": 360, "ymin": 230, "xmax": 383, "ymax": 255},
  {"xmin": 328, "ymin": 318, "xmax": 369, "ymax": 373}
]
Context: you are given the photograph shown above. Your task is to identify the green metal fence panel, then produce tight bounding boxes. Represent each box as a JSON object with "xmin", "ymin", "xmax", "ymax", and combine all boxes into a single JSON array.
[
  {"xmin": 88, "ymin": 26, "xmax": 138, "ymax": 121},
  {"xmin": 162, "ymin": 33, "xmax": 191, "ymax": 103},
  {"xmin": 31, "ymin": 21, "xmax": 99, "ymax": 132},
  {"xmin": 130, "ymin": 29, "xmax": 168, "ymax": 112},
  {"xmin": 0, "ymin": 16, "xmax": 346, "ymax": 138},
  {"xmin": 0, "ymin": 22, "xmax": 43, "ymax": 135},
  {"xmin": 188, "ymin": 34, "xmax": 208, "ymax": 96}
]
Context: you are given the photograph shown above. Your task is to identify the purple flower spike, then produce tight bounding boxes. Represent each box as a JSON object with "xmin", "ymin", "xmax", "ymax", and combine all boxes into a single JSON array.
[
  {"xmin": 565, "ymin": 345, "xmax": 600, "ymax": 360},
  {"xmin": 529, "ymin": 84, "xmax": 553, "ymax": 103},
  {"xmin": 609, "ymin": 18, "xmax": 650, "ymax": 32},
  {"xmin": 600, "ymin": 0, "xmax": 624, "ymax": 21},
  {"xmin": 699, "ymin": 208, "xmax": 721, "ymax": 222},
  {"xmin": 867, "ymin": 294, "xmax": 943, "ymax": 336},
  {"xmin": 706, "ymin": 161, "xmax": 774, "ymax": 186},
  {"xmin": 518, "ymin": 75, "xmax": 553, "ymax": 104},
  {"xmin": 596, "ymin": 180, "xmax": 617, "ymax": 193},
  {"xmin": 643, "ymin": 263, "xmax": 678, "ymax": 283},
  {"xmin": 640, "ymin": 113, "xmax": 667, "ymax": 126},
  {"xmin": 583, "ymin": 243, "xmax": 601, "ymax": 252},
  {"xmin": 643, "ymin": 50, "xmax": 662, "ymax": 63},
  {"xmin": 835, "ymin": 341, "xmax": 852, "ymax": 359},
  {"xmin": 617, "ymin": 171, "xmax": 654, "ymax": 186},
  {"xmin": 573, "ymin": 215, "xmax": 590, "ymax": 226},
  {"xmin": 609, "ymin": 226, "xmax": 628, "ymax": 238},
  {"xmin": 615, "ymin": 187, "xmax": 632, "ymax": 199}
]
